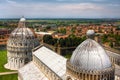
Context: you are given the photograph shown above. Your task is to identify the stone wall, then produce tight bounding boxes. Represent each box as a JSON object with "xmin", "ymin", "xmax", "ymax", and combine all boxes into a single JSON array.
[{"xmin": 43, "ymin": 43, "xmax": 76, "ymax": 55}]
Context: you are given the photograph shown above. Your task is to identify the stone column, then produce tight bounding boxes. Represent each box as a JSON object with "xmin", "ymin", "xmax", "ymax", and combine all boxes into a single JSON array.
[{"xmin": 92, "ymin": 75, "xmax": 94, "ymax": 80}]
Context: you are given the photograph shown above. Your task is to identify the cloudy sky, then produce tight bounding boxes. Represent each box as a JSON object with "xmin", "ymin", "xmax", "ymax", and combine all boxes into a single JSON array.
[{"xmin": 0, "ymin": 0, "xmax": 120, "ymax": 18}]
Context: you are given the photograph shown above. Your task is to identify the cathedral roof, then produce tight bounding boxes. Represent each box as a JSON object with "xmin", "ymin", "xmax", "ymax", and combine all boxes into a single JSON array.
[
  {"xmin": 33, "ymin": 46, "xmax": 67, "ymax": 78},
  {"xmin": 19, "ymin": 62, "xmax": 48, "ymax": 80},
  {"xmin": 70, "ymin": 30, "xmax": 112, "ymax": 71}
]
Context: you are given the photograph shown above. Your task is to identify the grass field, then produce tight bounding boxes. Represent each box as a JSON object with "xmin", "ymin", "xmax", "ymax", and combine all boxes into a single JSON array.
[
  {"xmin": 64, "ymin": 52, "xmax": 72, "ymax": 59},
  {"xmin": 0, "ymin": 50, "xmax": 13, "ymax": 72},
  {"xmin": 0, "ymin": 50, "xmax": 18, "ymax": 80},
  {"xmin": 0, "ymin": 74, "xmax": 18, "ymax": 80},
  {"xmin": 0, "ymin": 26, "xmax": 6, "ymax": 28}
]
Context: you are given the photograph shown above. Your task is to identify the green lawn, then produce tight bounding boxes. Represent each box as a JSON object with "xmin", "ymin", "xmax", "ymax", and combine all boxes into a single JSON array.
[
  {"xmin": 0, "ymin": 50, "xmax": 13, "ymax": 72},
  {"xmin": 0, "ymin": 26, "xmax": 6, "ymax": 28},
  {"xmin": 0, "ymin": 74, "xmax": 18, "ymax": 80},
  {"xmin": 64, "ymin": 53, "xmax": 72, "ymax": 59},
  {"xmin": 0, "ymin": 50, "xmax": 18, "ymax": 80}
]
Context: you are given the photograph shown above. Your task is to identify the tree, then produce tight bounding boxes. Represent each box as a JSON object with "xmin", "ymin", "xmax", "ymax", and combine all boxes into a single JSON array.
[
  {"xmin": 109, "ymin": 41, "xmax": 113, "ymax": 48},
  {"xmin": 59, "ymin": 38, "xmax": 65, "ymax": 47},
  {"xmin": 43, "ymin": 35, "xmax": 53, "ymax": 44},
  {"xmin": 58, "ymin": 28, "xmax": 66, "ymax": 34},
  {"xmin": 46, "ymin": 26, "xmax": 51, "ymax": 30},
  {"xmin": 101, "ymin": 34, "xmax": 109, "ymax": 43},
  {"xmin": 43, "ymin": 35, "xmax": 58, "ymax": 46}
]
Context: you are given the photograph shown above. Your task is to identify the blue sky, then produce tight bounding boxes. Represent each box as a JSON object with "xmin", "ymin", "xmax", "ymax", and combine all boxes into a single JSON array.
[{"xmin": 0, "ymin": 0, "xmax": 120, "ymax": 18}]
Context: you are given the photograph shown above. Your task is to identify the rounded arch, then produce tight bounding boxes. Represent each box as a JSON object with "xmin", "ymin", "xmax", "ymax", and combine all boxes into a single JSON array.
[
  {"xmin": 25, "ymin": 58, "xmax": 29, "ymax": 64},
  {"xmin": 66, "ymin": 76, "xmax": 72, "ymax": 80}
]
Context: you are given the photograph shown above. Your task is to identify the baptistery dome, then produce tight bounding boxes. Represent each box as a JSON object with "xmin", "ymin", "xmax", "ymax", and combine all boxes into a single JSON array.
[
  {"xmin": 66, "ymin": 30, "xmax": 115, "ymax": 80},
  {"xmin": 5, "ymin": 17, "xmax": 40, "ymax": 70}
]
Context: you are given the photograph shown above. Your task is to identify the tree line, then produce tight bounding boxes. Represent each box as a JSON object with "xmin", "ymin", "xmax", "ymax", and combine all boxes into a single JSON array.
[{"xmin": 43, "ymin": 34, "xmax": 86, "ymax": 47}]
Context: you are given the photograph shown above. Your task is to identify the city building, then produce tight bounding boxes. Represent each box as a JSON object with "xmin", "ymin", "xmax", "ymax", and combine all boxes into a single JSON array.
[
  {"xmin": 4, "ymin": 17, "xmax": 40, "ymax": 70},
  {"xmin": 18, "ymin": 30, "xmax": 120, "ymax": 80},
  {"xmin": 0, "ymin": 28, "xmax": 10, "ymax": 46},
  {"xmin": 35, "ymin": 31, "xmax": 52, "ymax": 42},
  {"xmin": 53, "ymin": 33, "xmax": 68, "ymax": 39}
]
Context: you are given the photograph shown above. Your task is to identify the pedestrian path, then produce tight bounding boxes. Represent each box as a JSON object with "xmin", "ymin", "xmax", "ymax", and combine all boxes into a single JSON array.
[{"xmin": 0, "ymin": 71, "xmax": 17, "ymax": 76}]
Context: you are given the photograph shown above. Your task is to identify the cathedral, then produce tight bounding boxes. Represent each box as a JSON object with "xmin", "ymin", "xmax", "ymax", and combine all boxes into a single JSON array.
[
  {"xmin": 5, "ymin": 17, "xmax": 120, "ymax": 80},
  {"xmin": 18, "ymin": 28, "xmax": 120, "ymax": 79}
]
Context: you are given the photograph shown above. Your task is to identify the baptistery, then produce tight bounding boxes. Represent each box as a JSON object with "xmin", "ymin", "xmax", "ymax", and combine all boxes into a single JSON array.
[{"xmin": 5, "ymin": 17, "xmax": 40, "ymax": 70}]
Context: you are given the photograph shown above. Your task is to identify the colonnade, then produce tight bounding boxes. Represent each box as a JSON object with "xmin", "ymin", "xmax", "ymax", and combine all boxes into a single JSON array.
[{"xmin": 66, "ymin": 60, "xmax": 115, "ymax": 80}]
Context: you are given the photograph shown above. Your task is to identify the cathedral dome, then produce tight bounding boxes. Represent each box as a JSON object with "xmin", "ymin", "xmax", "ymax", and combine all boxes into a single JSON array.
[{"xmin": 70, "ymin": 30, "xmax": 112, "ymax": 71}]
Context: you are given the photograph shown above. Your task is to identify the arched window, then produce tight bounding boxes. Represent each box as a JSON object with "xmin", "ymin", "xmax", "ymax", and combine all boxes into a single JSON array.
[
  {"xmin": 16, "ymin": 59, "xmax": 17, "ymax": 64},
  {"xmin": 25, "ymin": 43, "xmax": 27, "ymax": 46},
  {"xmin": 66, "ymin": 76, "xmax": 72, "ymax": 80},
  {"xmin": 19, "ymin": 43, "xmax": 22, "ymax": 46},
  {"xmin": 20, "ymin": 59, "xmax": 22, "ymax": 63},
  {"xmin": 25, "ymin": 58, "xmax": 29, "ymax": 64},
  {"xmin": 26, "ymin": 52, "xmax": 27, "ymax": 55}
]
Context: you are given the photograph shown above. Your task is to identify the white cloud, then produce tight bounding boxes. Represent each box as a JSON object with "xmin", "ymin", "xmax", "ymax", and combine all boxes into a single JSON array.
[
  {"xmin": 60, "ymin": 3, "xmax": 103, "ymax": 10},
  {"xmin": 0, "ymin": 2, "xmax": 120, "ymax": 18}
]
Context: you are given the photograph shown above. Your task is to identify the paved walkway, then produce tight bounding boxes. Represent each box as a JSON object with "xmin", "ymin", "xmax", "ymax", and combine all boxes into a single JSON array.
[{"xmin": 0, "ymin": 71, "xmax": 17, "ymax": 76}]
